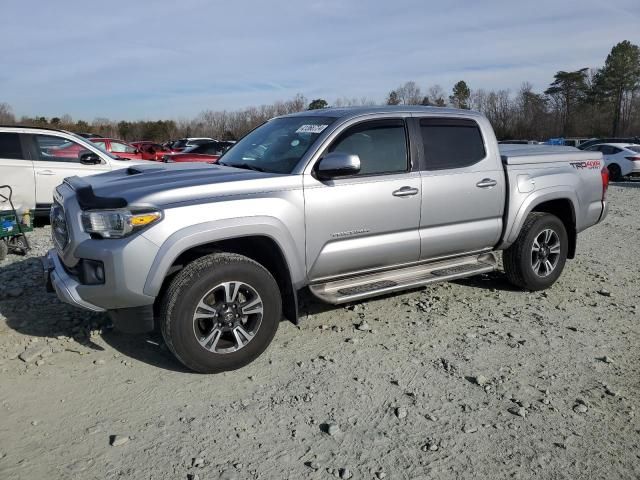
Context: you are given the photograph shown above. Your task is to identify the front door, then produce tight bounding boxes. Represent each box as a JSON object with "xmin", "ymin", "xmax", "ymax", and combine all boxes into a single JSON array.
[
  {"xmin": 414, "ymin": 117, "xmax": 504, "ymax": 260},
  {"xmin": 304, "ymin": 118, "xmax": 422, "ymax": 281},
  {"xmin": 28, "ymin": 134, "xmax": 110, "ymax": 207}
]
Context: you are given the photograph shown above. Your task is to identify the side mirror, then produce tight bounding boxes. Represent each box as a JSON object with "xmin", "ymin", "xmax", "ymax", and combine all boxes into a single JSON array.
[
  {"xmin": 316, "ymin": 152, "xmax": 361, "ymax": 179},
  {"xmin": 79, "ymin": 151, "xmax": 101, "ymax": 165}
]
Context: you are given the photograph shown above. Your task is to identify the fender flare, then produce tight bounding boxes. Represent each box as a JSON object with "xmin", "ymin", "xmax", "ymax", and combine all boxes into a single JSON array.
[
  {"xmin": 142, "ymin": 216, "xmax": 306, "ymax": 297},
  {"xmin": 501, "ymin": 187, "xmax": 578, "ymax": 249}
]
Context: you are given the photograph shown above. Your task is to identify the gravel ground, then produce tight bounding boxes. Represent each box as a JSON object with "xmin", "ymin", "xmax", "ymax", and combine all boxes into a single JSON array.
[{"xmin": 0, "ymin": 184, "xmax": 639, "ymax": 480}]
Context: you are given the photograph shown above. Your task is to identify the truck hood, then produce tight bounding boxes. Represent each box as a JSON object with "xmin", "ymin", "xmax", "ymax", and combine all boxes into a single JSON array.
[{"xmin": 65, "ymin": 162, "xmax": 299, "ymax": 208}]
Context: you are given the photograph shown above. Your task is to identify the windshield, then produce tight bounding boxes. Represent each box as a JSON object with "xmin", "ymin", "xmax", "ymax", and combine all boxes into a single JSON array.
[{"xmin": 219, "ymin": 116, "xmax": 336, "ymax": 174}]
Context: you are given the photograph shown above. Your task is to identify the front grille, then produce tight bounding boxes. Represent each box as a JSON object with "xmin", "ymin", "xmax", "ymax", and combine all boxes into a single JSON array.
[{"xmin": 50, "ymin": 202, "xmax": 69, "ymax": 251}]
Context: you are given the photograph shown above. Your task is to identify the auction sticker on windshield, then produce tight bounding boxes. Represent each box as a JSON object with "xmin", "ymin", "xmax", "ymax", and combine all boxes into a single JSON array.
[{"xmin": 296, "ymin": 124, "xmax": 328, "ymax": 134}]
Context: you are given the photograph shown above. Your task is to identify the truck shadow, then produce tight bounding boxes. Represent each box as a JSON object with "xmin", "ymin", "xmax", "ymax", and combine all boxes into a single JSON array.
[
  {"xmin": 298, "ymin": 270, "xmax": 520, "ymax": 318},
  {"xmin": 0, "ymin": 256, "xmax": 189, "ymax": 373},
  {"xmin": 453, "ymin": 270, "xmax": 522, "ymax": 292},
  {"xmin": 1, "ymin": 255, "xmax": 519, "ymax": 371}
]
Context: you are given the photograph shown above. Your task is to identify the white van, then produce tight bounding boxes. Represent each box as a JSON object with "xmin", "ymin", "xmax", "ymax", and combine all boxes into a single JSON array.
[{"xmin": 0, "ymin": 126, "xmax": 152, "ymax": 215}]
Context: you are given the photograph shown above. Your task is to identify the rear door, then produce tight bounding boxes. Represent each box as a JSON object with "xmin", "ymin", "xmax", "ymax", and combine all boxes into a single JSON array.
[
  {"xmin": 0, "ymin": 132, "xmax": 35, "ymax": 212},
  {"xmin": 28, "ymin": 134, "xmax": 110, "ymax": 208},
  {"xmin": 304, "ymin": 117, "xmax": 422, "ymax": 281},
  {"xmin": 413, "ymin": 116, "xmax": 504, "ymax": 260}
]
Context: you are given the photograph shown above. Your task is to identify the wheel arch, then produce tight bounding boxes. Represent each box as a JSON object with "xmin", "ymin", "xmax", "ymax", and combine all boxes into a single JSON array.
[
  {"xmin": 144, "ymin": 218, "xmax": 305, "ymax": 324},
  {"xmin": 502, "ymin": 190, "xmax": 578, "ymax": 258}
]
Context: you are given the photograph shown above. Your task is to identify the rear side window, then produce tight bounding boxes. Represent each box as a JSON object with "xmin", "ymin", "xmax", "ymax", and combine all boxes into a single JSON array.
[
  {"xmin": 419, "ymin": 118, "xmax": 486, "ymax": 170},
  {"xmin": 600, "ymin": 146, "xmax": 619, "ymax": 155},
  {"xmin": 329, "ymin": 119, "xmax": 408, "ymax": 176},
  {"xmin": 110, "ymin": 141, "xmax": 136, "ymax": 153},
  {"xmin": 0, "ymin": 133, "xmax": 25, "ymax": 160}
]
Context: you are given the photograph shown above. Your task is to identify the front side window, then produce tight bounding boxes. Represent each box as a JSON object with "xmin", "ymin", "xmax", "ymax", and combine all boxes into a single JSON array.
[
  {"xmin": 219, "ymin": 116, "xmax": 336, "ymax": 174},
  {"xmin": 420, "ymin": 118, "xmax": 486, "ymax": 170},
  {"xmin": 0, "ymin": 133, "xmax": 25, "ymax": 160},
  {"xmin": 92, "ymin": 141, "xmax": 107, "ymax": 151},
  {"xmin": 34, "ymin": 135, "xmax": 92, "ymax": 163},
  {"xmin": 328, "ymin": 120, "xmax": 408, "ymax": 176}
]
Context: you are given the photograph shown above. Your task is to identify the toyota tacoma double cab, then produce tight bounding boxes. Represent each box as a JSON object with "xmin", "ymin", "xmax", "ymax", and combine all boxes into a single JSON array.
[{"xmin": 43, "ymin": 106, "xmax": 609, "ymax": 373}]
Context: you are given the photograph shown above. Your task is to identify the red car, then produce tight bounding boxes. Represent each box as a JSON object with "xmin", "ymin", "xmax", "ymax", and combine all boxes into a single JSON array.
[
  {"xmin": 89, "ymin": 138, "xmax": 145, "ymax": 160},
  {"xmin": 48, "ymin": 138, "xmax": 145, "ymax": 160},
  {"xmin": 130, "ymin": 141, "xmax": 176, "ymax": 161},
  {"xmin": 162, "ymin": 141, "xmax": 233, "ymax": 163}
]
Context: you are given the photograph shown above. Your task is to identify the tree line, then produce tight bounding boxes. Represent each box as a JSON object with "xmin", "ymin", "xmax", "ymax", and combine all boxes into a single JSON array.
[{"xmin": 1, "ymin": 40, "xmax": 638, "ymax": 142}]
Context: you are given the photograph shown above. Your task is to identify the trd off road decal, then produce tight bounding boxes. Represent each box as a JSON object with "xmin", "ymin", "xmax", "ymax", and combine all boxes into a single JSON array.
[{"xmin": 570, "ymin": 160, "xmax": 601, "ymax": 170}]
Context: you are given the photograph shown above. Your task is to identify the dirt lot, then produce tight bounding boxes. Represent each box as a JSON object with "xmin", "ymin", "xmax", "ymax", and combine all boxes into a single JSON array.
[{"xmin": 0, "ymin": 184, "xmax": 639, "ymax": 480}]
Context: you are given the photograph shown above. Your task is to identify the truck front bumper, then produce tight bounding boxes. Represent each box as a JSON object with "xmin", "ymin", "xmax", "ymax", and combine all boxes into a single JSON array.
[{"xmin": 42, "ymin": 249, "xmax": 106, "ymax": 313}]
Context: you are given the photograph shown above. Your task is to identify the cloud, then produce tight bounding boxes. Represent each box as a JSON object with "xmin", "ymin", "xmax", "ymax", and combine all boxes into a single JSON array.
[{"xmin": 1, "ymin": 0, "xmax": 638, "ymax": 119}]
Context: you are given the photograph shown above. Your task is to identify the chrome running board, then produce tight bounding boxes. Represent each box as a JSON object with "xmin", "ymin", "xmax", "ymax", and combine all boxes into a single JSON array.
[{"xmin": 309, "ymin": 252, "xmax": 497, "ymax": 304}]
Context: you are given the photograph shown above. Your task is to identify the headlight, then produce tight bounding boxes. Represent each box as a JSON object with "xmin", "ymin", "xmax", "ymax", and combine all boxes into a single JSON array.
[{"xmin": 81, "ymin": 209, "xmax": 162, "ymax": 238}]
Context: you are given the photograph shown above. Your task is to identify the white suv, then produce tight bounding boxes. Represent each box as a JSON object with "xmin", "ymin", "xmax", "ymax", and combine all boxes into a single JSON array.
[{"xmin": 0, "ymin": 126, "xmax": 151, "ymax": 214}]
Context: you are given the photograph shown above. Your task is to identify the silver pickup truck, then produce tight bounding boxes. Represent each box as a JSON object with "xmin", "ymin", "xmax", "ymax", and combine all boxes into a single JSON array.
[{"xmin": 43, "ymin": 106, "xmax": 609, "ymax": 373}]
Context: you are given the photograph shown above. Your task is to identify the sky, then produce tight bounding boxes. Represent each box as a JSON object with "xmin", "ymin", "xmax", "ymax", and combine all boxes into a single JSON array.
[{"xmin": 1, "ymin": 0, "xmax": 639, "ymax": 121}]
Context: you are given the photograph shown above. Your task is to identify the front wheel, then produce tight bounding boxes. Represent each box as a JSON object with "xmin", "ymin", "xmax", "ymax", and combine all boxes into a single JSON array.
[
  {"xmin": 503, "ymin": 212, "xmax": 568, "ymax": 291},
  {"xmin": 160, "ymin": 252, "xmax": 282, "ymax": 373}
]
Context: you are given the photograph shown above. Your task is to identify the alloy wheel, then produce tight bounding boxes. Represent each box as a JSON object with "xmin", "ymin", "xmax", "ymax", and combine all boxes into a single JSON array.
[{"xmin": 192, "ymin": 281, "xmax": 264, "ymax": 354}]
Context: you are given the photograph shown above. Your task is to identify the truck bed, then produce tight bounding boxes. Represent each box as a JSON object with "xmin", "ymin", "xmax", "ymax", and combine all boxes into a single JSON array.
[{"xmin": 499, "ymin": 144, "xmax": 598, "ymax": 165}]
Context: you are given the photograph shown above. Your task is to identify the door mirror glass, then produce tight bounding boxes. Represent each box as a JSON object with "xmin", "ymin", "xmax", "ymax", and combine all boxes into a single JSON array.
[
  {"xmin": 79, "ymin": 151, "xmax": 102, "ymax": 165},
  {"xmin": 316, "ymin": 152, "xmax": 361, "ymax": 179}
]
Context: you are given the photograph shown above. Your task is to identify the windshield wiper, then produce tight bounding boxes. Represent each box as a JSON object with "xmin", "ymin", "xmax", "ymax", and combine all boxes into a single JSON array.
[{"xmin": 219, "ymin": 162, "xmax": 266, "ymax": 172}]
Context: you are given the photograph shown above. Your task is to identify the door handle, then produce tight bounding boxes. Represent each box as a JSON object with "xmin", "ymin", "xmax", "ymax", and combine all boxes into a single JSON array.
[
  {"xmin": 37, "ymin": 170, "xmax": 55, "ymax": 176},
  {"xmin": 476, "ymin": 178, "xmax": 497, "ymax": 188},
  {"xmin": 392, "ymin": 186, "xmax": 419, "ymax": 197}
]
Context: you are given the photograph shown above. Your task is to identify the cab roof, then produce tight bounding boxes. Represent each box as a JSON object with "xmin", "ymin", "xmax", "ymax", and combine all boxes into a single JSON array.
[{"xmin": 281, "ymin": 105, "xmax": 483, "ymax": 119}]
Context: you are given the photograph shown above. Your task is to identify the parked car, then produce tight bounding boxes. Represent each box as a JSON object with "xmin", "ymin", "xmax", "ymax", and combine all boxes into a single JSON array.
[
  {"xmin": 162, "ymin": 141, "xmax": 233, "ymax": 163},
  {"xmin": 583, "ymin": 143, "xmax": 640, "ymax": 180},
  {"xmin": 498, "ymin": 140, "xmax": 540, "ymax": 145},
  {"xmin": 130, "ymin": 141, "xmax": 176, "ymax": 161},
  {"xmin": 0, "ymin": 126, "xmax": 152, "ymax": 215},
  {"xmin": 545, "ymin": 137, "xmax": 590, "ymax": 147},
  {"xmin": 77, "ymin": 133, "xmax": 102, "ymax": 139},
  {"xmin": 88, "ymin": 138, "xmax": 147, "ymax": 160},
  {"xmin": 170, "ymin": 137, "xmax": 216, "ymax": 152},
  {"xmin": 43, "ymin": 106, "xmax": 608, "ymax": 373},
  {"xmin": 578, "ymin": 137, "xmax": 640, "ymax": 150},
  {"xmin": 47, "ymin": 137, "xmax": 144, "ymax": 161}
]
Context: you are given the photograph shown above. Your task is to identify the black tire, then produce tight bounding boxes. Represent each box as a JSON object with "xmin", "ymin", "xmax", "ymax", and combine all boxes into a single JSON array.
[
  {"xmin": 503, "ymin": 212, "xmax": 568, "ymax": 291},
  {"xmin": 160, "ymin": 252, "xmax": 282, "ymax": 373},
  {"xmin": 608, "ymin": 164, "xmax": 622, "ymax": 181},
  {"xmin": 0, "ymin": 240, "xmax": 7, "ymax": 262}
]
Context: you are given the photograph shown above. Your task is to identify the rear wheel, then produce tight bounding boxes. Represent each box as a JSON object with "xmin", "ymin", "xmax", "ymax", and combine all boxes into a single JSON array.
[
  {"xmin": 503, "ymin": 212, "xmax": 568, "ymax": 291},
  {"xmin": 608, "ymin": 163, "xmax": 622, "ymax": 181},
  {"xmin": 0, "ymin": 240, "xmax": 7, "ymax": 262},
  {"xmin": 160, "ymin": 252, "xmax": 281, "ymax": 373}
]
